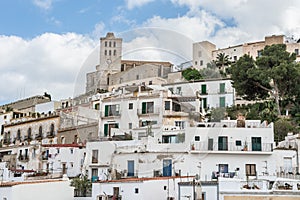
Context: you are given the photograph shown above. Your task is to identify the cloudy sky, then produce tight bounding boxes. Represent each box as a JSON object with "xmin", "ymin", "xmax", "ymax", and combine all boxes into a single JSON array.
[{"xmin": 1, "ymin": 0, "xmax": 300, "ymax": 105}]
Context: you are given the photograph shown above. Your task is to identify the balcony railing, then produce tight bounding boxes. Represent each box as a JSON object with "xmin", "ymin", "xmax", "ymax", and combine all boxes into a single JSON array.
[
  {"xmin": 46, "ymin": 132, "xmax": 55, "ymax": 138},
  {"xmin": 163, "ymin": 110, "xmax": 189, "ymax": 117},
  {"xmin": 3, "ymin": 138, "xmax": 10, "ymax": 145},
  {"xmin": 191, "ymin": 142, "xmax": 273, "ymax": 152},
  {"xmin": 137, "ymin": 108, "xmax": 160, "ymax": 115},
  {"xmin": 101, "ymin": 111, "xmax": 121, "ymax": 118},
  {"xmin": 18, "ymin": 155, "xmax": 29, "ymax": 161},
  {"xmin": 35, "ymin": 134, "xmax": 43, "ymax": 140}
]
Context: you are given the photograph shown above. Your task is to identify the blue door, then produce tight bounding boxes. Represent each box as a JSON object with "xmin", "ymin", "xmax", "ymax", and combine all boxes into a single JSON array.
[
  {"xmin": 163, "ymin": 159, "xmax": 172, "ymax": 176},
  {"xmin": 127, "ymin": 160, "xmax": 134, "ymax": 176}
]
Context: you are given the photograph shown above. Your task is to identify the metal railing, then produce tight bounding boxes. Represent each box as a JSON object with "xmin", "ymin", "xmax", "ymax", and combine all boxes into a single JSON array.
[{"xmin": 191, "ymin": 142, "xmax": 273, "ymax": 152}]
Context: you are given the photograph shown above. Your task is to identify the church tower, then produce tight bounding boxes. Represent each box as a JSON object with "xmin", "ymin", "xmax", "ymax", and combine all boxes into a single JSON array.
[{"xmin": 97, "ymin": 32, "xmax": 122, "ymax": 73}]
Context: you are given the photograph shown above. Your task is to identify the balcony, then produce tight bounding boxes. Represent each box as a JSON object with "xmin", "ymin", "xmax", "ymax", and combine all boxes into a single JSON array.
[
  {"xmin": 190, "ymin": 142, "xmax": 273, "ymax": 153},
  {"xmin": 163, "ymin": 110, "xmax": 189, "ymax": 117},
  {"xmin": 35, "ymin": 134, "xmax": 43, "ymax": 140},
  {"xmin": 46, "ymin": 132, "xmax": 55, "ymax": 138},
  {"xmin": 137, "ymin": 108, "xmax": 160, "ymax": 116},
  {"xmin": 18, "ymin": 155, "xmax": 29, "ymax": 162},
  {"xmin": 3, "ymin": 138, "xmax": 10, "ymax": 145},
  {"xmin": 101, "ymin": 111, "xmax": 121, "ymax": 118}
]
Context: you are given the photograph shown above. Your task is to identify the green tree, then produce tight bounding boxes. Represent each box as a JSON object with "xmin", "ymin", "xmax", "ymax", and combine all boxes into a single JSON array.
[
  {"xmin": 274, "ymin": 118, "xmax": 294, "ymax": 143},
  {"xmin": 182, "ymin": 68, "xmax": 202, "ymax": 81},
  {"xmin": 215, "ymin": 53, "xmax": 231, "ymax": 70},
  {"xmin": 230, "ymin": 44, "xmax": 300, "ymax": 115},
  {"xmin": 209, "ymin": 107, "xmax": 227, "ymax": 122},
  {"xmin": 70, "ymin": 175, "xmax": 92, "ymax": 197}
]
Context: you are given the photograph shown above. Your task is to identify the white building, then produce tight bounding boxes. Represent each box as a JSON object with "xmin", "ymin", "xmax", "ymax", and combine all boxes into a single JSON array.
[{"xmin": 0, "ymin": 178, "xmax": 74, "ymax": 200}]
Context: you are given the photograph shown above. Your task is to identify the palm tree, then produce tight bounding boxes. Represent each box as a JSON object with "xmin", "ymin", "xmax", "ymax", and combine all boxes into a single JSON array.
[
  {"xmin": 215, "ymin": 53, "xmax": 231, "ymax": 70},
  {"xmin": 70, "ymin": 175, "xmax": 92, "ymax": 197}
]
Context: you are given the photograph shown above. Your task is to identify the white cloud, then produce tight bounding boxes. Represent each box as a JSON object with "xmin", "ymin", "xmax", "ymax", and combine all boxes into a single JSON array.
[
  {"xmin": 0, "ymin": 33, "xmax": 97, "ymax": 104},
  {"xmin": 125, "ymin": 0, "xmax": 155, "ymax": 10},
  {"xmin": 92, "ymin": 22, "xmax": 106, "ymax": 39},
  {"xmin": 32, "ymin": 0, "xmax": 53, "ymax": 10}
]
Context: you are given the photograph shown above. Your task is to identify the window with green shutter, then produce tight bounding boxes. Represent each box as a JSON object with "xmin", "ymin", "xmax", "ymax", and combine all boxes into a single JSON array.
[
  {"xmin": 104, "ymin": 124, "xmax": 108, "ymax": 136},
  {"xmin": 219, "ymin": 83, "xmax": 225, "ymax": 93},
  {"xmin": 201, "ymin": 84, "xmax": 207, "ymax": 94},
  {"xmin": 104, "ymin": 105, "xmax": 109, "ymax": 117},
  {"xmin": 142, "ymin": 102, "xmax": 147, "ymax": 114},
  {"xmin": 219, "ymin": 97, "xmax": 225, "ymax": 107}
]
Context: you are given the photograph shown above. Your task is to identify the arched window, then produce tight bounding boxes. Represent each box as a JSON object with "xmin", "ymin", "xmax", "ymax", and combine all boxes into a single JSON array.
[
  {"xmin": 109, "ymin": 41, "xmax": 111, "ymax": 47},
  {"xmin": 17, "ymin": 129, "xmax": 21, "ymax": 140},
  {"xmin": 105, "ymin": 41, "xmax": 107, "ymax": 47},
  {"xmin": 105, "ymin": 50, "xmax": 107, "ymax": 55},
  {"xmin": 109, "ymin": 50, "xmax": 111, "ymax": 56},
  {"xmin": 27, "ymin": 127, "xmax": 32, "ymax": 139},
  {"xmin": 39, "ymin": 126, "xmax": 43, "ymax": 136},
  {"xmin": 113, "ymin": 41, "xmax": 116, "ymax": 47},
  {"xmin": 50, "ymin": 124, "xmax": 55, "ymax": 136},
  {"xmin": 113, "ymin": 50, "xmax": 117, "ymax": 56}
]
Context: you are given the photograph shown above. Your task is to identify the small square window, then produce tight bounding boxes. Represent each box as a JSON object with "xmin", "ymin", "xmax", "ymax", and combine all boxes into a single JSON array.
[
  {"xmin": 236, "ymin": 140, "xmax": 242, "ymax": 146},
  {"xmin": 165, "ymin": 101, "xmax": 170, "ymax": 110},
  {"xmin": 135, "ymin": 188, "xmax": 139, "ymax": 194},
  {"xmin": 70, "ymin": 149, "xmax": 74, "ymax": 154},
  {"xmin": 195, "ymin": 136, "xmax": 200, "ymax": 141},
  {"xmin": 164, "ymin": 186, "xmax": 167, "ymax": 190},
  {"xmin": 129, "ymin": 103, "xmax": 133, "ymax": 109}
]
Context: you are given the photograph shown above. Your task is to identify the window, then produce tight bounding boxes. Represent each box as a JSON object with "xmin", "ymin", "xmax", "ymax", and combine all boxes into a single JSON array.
[
  {"xmin": 70, "ymin": 148, "xmax": 74, "ymax": 154},
  {"xmin": 219, "ymin": 164, "xmax": 228, "ymax": 173},
  {"xmin": 127, "ymin": 160, "xmax": 134, "ymax": 176},
  {"xmin": 175, "ymin": 121, "xmax": 185, "ymax": 129},
  {"xmin": 129, "ymin": 103, "xmax": 133, "ymax": 109},
  {"xmin": 105, "ymin": 41, "xmax": 107, "ymax": 47},
  {"xmin": 27, "ymin": 127, "xmax": 32, "ymax": 139},
  {"xmin": 246, "ymin": 164, "xmax": 256, "ymax": 176},
  {"xmin": 251, "ymin": 137, "xmax": 262, "ymax": 151},
  {"xmin": 219, "ymin": 97, "xmax": 226, "ymax": 107},
  {"xmin": 236, "ymin": 140, "xmax": 242, "ymax": 146},
  {"xmin": 129, "ymin": 123, "xmax": 132, "ymax": 129},
  {"xmin": 165, "ymin": 101, "xmax": 170, "ymax": 110},
  {"xmin": 169, "ymin": 88, "xmax": 174, "ymax": 94},
  {"xmin": 163, "ymin": 159, "xmax": 172, "ymax": 176},
  {"xmin": 113, "ymin": 41, "xmax": 116, "ymax": 47},
  {"xmin": 135, "ymin": 188, "xmax": 139, "ymax": 194},
  {"xmin": 202, "ymin": 98, "xmax": 207, "ymax": 109},
  {"xmin": 233, "ymin": 56, "xmax": 237, "ymax": 61},
  {"xmin": 104, "ymin": 104, "xmax": 120, "ymax": 117},
  {"xmin": 109, "ymin": 41, "xmax": 111, "ymax": 47},
  {"xmin": 149, "ymin": 81, "xmax": 152, "ymax": 85},
  {"xmin": 195, "ymin": 61, "xmax": 197, "ymax": 65},
  {"xmin": 121, "ymin": 64, "xmax": 125, "ymax": 71},
  {"xmin": 113, "ymin": 50, "xmax": 116, "ymax": 56},
  {"xmin": 104, "ymin": 123, "xmax": 119, "ymax": 137},
  {"xmin": 176, "ymin": 87, "xmax": 181, "ymax": 94},
  {"xmin": 109, "ymin": 50, "xmax": 111, "ymax": 56},
  {"xmin": 257, "ymin": 50, "xmax": 263, "ymax": 57},
  {"xmin": 295, "ymin": 49, "xmax": 299, "ymax": 55},
  {"xmin": 200, "ymin": 60, "xmax": 203, "ymax": 66},
  {"xmin": 91, "ymin": 168, "xmax": 98, "ymax": 181},
  {"xmin": 219, "ymin": 83, "xmax": 225, "ymax": 93},
  {"xmin": 141, "ymin": 102, "xmax": 154, "ymax": 114},
  {"xmin": 92, "ymin": 150, "xmax": 98, "ymax": 163},
  {"xmin": 201, "ymin": 84, "xmax": 207, "ymax": 94},
  {"xmin": 17, "ymin": 129, "xmax": 21, "ymax": 140},
  {"xmin": 39, "ymin": 125, "xmax": 43, "ymax": 136},
  {"xmin": 50, "ymin": 123, "xmax": 55, "ymax": 136},
  {"xmin": 136, "ymin": 75, "xmax": 139, "ymax": 80},
  {"xmin": 218, "ymin": 136, "xmax": 228, "ymax": 150},
  {"xmin": 94, "ymin": 103, "xmax": 100, "ymax": 110},
  {"xmin": 195, "ymin": 136, "xmax": 200, "ymax": 141},
  {"xmin": 104, "ymin": 50, "xmax": 107, "ymax": 55}
]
